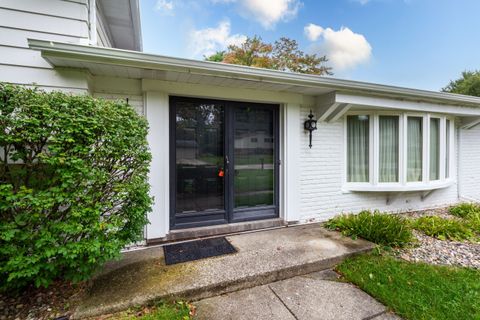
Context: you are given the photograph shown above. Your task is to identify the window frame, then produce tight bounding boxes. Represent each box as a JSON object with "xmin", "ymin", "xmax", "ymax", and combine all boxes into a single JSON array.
[{"xmin": 343, "ymin": 111, "xmax": 455, "ymax": 192}]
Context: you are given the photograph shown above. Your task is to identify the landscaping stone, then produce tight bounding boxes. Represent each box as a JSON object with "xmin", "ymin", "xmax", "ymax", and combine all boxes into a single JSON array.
[
  {"xmin": 397, "ymin": 230, "xmax": 480, "ymax": 269},
  {"xmin": 396, "ymin": 207, "xmax": 480, "ymax": 269},
  {"xmin": 404, "ymin": 206, "xmax": 455, "ymax": 220}
]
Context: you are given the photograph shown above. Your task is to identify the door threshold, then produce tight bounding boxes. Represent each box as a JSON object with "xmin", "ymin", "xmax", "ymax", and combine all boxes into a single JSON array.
[{"xmin": 146, "ymin": 218, "xmax": 286, "ymax": 245}]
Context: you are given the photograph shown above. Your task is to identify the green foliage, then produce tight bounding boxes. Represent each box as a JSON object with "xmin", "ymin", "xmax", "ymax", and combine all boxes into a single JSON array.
[
  {"xmin": 449, "ymin": 203, "xmax": 480, "ymax": 234},
  {"xmin": 204, "ymin": 35, "xmax": 332, "ymax": 75},
  {"xmin": 337, "ymin": 254, "xmax": 480, "ymax": 320},
  {"xmin": 0, "ymin": 83, "xmax": 152, "ymax": 291},
  {"xmin": 449, "ymin": 202, "xmax": 480, "ymax": 218},
  {"xmin": 412, "ymin": 216, "xmax": 475, "ymax": 241},
  {"xmin": 204, "ymin": 51, "xmax": 225, "ymax": 62},
  {"xmin": 131, "ymin": 302, "xmax": 191, "ymax": 320},
  {"xmin": 111, "ymin": 301, "xmax": 191, "ymax": 320},
  {"xmin": 465, "ymin": 210, "xmax": 480, "ymax": 232},
  {"xmin": 325, "ymin": 210, "xmax": 414, "ymax": 248},
  {"xmin": 442, "ymin": 70, "xmax": 480, "ymax": 96}
]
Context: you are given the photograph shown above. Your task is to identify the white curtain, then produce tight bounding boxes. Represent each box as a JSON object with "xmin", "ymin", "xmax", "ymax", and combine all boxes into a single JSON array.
[
  {"xmin": 430, "ymin": 118, "xmax": 440, "ymax": 180},
  {"xmin": 347, "ymin": 115, "xmax": 369, "ymax": 182},
  {"xmin": 379, "ymin": 116, "xmax": 399, "ymax": 182},
  {"xmin": 407, "ymin": 117, "xmax": 423, "ymax": 182}
]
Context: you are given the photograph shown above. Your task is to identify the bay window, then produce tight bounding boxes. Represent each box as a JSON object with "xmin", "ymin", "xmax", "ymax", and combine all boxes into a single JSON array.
[{"xmin": 345, "ymin": 112, "xmax": 454, "ymax": 190}]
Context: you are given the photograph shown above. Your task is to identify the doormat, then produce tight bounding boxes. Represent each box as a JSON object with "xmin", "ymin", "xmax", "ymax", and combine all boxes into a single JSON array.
[{"xmin": 163, "ymin": 237, "xmax": 237, "ymax": 265}]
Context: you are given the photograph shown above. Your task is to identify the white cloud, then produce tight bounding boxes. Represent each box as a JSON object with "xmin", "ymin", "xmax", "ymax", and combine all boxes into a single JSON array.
[
  {"xmin": 352, "ymin": 0, "xmax": 370, "ymax": 4},
  {"xmin": 211, "ymin": 0, "xmax": 301, "ymax": 29},
  {"xmin": 189, "ymin": 20, "xmax": 247, "ymax": 58},
  {"xmin": 307, "ymin": 25, "xmax": 372, "ymax": 71},
  {"xmin": 304, "ymin": 23, "xmax": 324, "ymax": 41},
  {"xmin": 155, "ymin": 0, "xmax": 174, "ymax": 13}
]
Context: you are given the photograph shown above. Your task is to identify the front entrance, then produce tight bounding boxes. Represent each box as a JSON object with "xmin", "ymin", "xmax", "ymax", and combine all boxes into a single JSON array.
[{"xmin": 170, "ymin": 96, "xmax": 280, "ymax": 229}]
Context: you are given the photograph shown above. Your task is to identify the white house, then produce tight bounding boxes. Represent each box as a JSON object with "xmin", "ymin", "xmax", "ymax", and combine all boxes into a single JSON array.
[{"xmin": 2, "ymin": 0, "xmax": 480, "ymax": 243}]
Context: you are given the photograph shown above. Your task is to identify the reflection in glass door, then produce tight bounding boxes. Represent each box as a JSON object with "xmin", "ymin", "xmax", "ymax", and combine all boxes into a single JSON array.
[
  {"xmin": 170, "ymin": 97, "xmax": 279, "ymax": 229},
  {"xmin": 232, "ymin": 106, "xmax": 277, "ymax": 221},
  {"xmin": 172, "ymin": 99, "xmax": 227, "ymax": 228}
]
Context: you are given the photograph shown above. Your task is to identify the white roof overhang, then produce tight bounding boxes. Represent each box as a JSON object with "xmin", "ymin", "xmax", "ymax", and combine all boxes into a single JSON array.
[
  {"xmin": 28, "ymin": 40, "xmax": 480, "ymax": 125},
  {"xmin": 97, "ymin": 0, "xmax": 142, "ymax": 51}
]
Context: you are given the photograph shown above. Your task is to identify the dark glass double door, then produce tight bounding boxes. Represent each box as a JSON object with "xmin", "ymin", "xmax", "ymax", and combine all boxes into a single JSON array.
[{"xmin": 170, "ymin": 97, "xmax": 279, "ymax": 229}]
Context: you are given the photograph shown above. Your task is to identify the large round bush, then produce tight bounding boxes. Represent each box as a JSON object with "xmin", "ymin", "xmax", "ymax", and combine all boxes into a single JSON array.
[{"xmin": 0, "ymin": 83, "xmax": 152, "ymax": 291}]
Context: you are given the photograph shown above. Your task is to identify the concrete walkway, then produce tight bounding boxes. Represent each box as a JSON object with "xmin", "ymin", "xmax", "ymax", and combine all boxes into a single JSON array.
[
  {"xmin": 73, "ymin": 224, "xmax": 374, "ymax": 318},
  {"xmin": 195, "ymin": 270, "xmax": 402, "ymax": 320}
]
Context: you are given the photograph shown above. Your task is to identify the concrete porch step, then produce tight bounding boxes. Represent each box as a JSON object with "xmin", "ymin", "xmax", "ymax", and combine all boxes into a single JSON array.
[{"xmin": 73, "ymin": 224, "xmax": 375, "ymax": 318}]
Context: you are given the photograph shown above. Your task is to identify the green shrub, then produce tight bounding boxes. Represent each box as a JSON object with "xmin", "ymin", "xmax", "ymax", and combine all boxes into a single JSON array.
[
  {"xmin": 412, "ymin": 216, "xmax": 474, "ymax": 241},
  {"xmin": 0, "ymin": 84, "xmax": 152, "ymax": 291},
  {"xmin": 464, "ymin": 211, "xmax": 480, "ymax": 234},
  {"xmin": 449, "ymin": 203, "xmax": 480, "ymax": 219},
  {"xmin": 449, "ymin": 203, "xmax": 480, "ymax": 234},
  {"xmin": 325, "ymin": 210, "xmax": 414, "ymax": 248}
]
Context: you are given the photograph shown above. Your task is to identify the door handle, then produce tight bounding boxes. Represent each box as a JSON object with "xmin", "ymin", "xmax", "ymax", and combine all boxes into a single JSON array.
[{"xmin": 225, "ymin": 155, "xmax": 230, "ymax": 165}]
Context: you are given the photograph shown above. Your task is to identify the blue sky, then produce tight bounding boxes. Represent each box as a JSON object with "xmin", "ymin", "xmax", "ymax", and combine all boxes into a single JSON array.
[{"xmin": 140, "ymin": 0, "xmax": 480, "ymax": 91}]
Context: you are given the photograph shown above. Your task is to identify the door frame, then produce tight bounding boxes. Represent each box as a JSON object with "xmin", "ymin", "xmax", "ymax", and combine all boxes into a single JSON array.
[{"xmin": 169, "ymin": 96, "xmax": 280, "ymax": 230}]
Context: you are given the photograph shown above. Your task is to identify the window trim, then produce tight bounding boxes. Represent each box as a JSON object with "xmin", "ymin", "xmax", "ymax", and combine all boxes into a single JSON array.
[{"xmin": 343, "ymin": 111, "xmax": 455, "ymax": 192}]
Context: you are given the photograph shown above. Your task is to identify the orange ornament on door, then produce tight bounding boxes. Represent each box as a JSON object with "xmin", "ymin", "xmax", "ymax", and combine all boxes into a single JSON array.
[{"xmin": 218, "ymin": 169, "xmax": 224, "ymax": 177}]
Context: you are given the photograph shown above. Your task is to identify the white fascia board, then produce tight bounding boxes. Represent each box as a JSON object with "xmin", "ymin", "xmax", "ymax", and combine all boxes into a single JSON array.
[
  {"xmin": 28, "ymin": 39, "xmax": 480, "ymax": 108},
  {"xmin": 129, "ymin": 0, "xmax": 142, "ymax": 51},
  {"xmin": 335, "ymin": 92, "xmax": 480, "ymax": 116}
]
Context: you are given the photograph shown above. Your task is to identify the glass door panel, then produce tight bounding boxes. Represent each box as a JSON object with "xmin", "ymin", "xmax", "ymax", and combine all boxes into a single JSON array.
[
  {"xmin": 171, "ymin": 97, "xmax": 279, "ymax": 229},
  {"xmin": 233, "ymin": 106, "xmax": 276, "ymax": 220},
  {"xmin": 174, "ymin": 101, "xmax": 226, "ymax": 222}
]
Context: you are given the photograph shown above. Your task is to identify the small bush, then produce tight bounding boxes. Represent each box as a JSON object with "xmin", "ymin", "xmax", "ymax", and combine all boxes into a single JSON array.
[
  {"xmin": 325, "ymin": 210, "xmax": 414, "ymax": 248},
  {"xmin": 0, "ymin": 84, "xmax": 152, "ymax": 291},
  {"xmin": 449, "ymin": 203, "xmax": 480, "ymax": 234},
  {"xmin": 466, "ymin": 212, "xmax": 480, "ymax": 233},
  {"xmin": 412, "ymin": 216, "xmax": 474, "ymax": 241},
  {"xmin": 449, "ymin": 203, "xmax": 480, "ymax": 219}
]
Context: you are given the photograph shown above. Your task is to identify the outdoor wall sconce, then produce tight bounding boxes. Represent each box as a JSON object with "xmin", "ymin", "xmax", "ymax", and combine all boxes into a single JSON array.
[{"xmin": 304, "ymin": 109, "xmax": 317, "ymax": 148}]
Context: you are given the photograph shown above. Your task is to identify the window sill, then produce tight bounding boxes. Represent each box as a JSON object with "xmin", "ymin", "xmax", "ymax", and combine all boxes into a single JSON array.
[{"xmin": 342, "ymin": 180, "xmax": 455, "ymax": 193}]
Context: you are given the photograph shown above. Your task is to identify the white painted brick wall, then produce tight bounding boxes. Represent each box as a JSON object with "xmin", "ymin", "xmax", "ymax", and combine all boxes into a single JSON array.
[
  {"xmin": 458, "ymin": 126, "xmax": 480, "ymax": 201},
  {"xmin": 297, "ymin": 106, "xmax": 459, "ymax": 222}
]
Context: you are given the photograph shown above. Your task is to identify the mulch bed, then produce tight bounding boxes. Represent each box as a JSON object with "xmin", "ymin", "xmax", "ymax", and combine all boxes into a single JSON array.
[{"xmin": 0, "ymin": 281, "xmax": 86, "ymax": 320}]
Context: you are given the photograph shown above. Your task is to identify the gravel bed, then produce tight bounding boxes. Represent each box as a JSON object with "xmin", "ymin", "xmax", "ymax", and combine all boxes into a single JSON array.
[
  {"xmin": 403, "ymin": 206, "xmax": 457, "ymax": 220},
  {"xmin": 397, "ymin": 206, "xmax": 480, "ymax": 269}
]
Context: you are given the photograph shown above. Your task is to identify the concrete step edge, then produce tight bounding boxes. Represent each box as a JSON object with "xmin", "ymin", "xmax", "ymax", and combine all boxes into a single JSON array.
[{"xmin": 73, "ymin": 246, "xmax": 372, "ymax": 318}]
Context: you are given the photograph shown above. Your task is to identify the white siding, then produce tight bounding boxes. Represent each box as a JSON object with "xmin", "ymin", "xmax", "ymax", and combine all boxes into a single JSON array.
[
  {"xmin": 92, "ymin": 76, "xmax": 144, "ymax": 115},
  {"xmin": 297, "ymin": 106, "xmax": 460, "ymax": 222},
  {"xmin": 458, "ymin": 125, "xmax": 480, "ymax": 201},
  {"xmin": 93, "ymin": 92, "xmax": 144, "ymax": 115},
  {"xmin": 0, "ymin": 0, "xmax": 90, "ymax": 92}
]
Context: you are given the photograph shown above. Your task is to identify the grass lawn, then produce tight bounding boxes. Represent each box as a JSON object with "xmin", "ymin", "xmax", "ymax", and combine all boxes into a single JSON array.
[{"xmin": 337, "ymin": 254, "xmax": 480, "ymax": 320}]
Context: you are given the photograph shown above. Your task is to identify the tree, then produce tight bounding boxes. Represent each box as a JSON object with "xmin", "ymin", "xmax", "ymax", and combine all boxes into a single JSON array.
[
  {"xmin": 205, "ymin": 36, "xmax": 332, "ymax": 75},
  {"xmin": 442, "ymin": 71, "xmax": 480, "ymax": 96},
  {"xmin": 223, "ymin": 36, "xmax": 273, "ymax": 69},
  {"xmin": 205, "ymin": 51, "xmax": 225, "ymax": 62}
]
